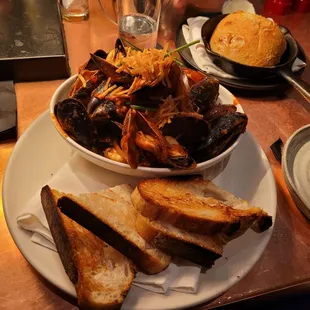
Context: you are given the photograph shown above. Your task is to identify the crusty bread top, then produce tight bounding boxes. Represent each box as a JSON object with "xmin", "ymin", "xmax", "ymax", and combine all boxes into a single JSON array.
[
  {"xmin": 135, "ymin": 177, "xmax": 256, "ymax": 221},
  {"xmin": 210, "ymin": 11, "xmax": 287, "ymax": 67},
  {"xmin": 133, "ymin": 176, "xmax": 272, "ymax": 235},
  {"xmin": 41, "ymin": 186, "xmax": 135, "ymax": 310}
]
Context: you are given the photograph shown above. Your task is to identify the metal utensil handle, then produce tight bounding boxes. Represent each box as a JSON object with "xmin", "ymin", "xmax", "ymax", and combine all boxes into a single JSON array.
[{"xmin": 278, "ymin": 68, "xmax": 310, "ymax": 103}]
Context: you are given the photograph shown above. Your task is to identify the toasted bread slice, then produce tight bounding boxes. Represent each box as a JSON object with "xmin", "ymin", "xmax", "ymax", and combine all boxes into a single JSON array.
[
  {"xmin": 136, "ymin": 214, "xmax": 225, "ymax": 267},
  {"xmin": 41, "ymin": 185, "xmax": 135, "ymax": 310},
  {"xmin": 132, "ymin": 175, "xmax": 272, "ymax": 236},
  {"xmin": 57, "ymin": 184, "xmax": 171, "ymax": 275}
]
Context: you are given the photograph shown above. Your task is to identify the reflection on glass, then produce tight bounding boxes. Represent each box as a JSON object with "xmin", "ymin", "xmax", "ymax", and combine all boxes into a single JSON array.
[{"xmin": 59, "ymin": 0, "xmax": 89, "ymax": 22}]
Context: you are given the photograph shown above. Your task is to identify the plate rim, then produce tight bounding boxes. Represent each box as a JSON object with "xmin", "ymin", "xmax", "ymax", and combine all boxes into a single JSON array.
[
  {"xmin": 2, "ymin": 111, "xmax": 76, "ymax": 295},
  {"xmin": 2, "ymin": 111, "xmax": 277, "ymax": 309}
]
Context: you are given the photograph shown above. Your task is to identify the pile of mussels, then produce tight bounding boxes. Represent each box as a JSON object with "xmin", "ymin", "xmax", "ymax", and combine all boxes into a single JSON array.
[{"xmin": 55, "ymin": 39, "xmax": 248, "ymax": 169}]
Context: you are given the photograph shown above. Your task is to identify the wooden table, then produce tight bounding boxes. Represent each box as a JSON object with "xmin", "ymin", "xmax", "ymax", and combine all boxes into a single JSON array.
[{"xmin": 1, "ymin": 1, "xmax": 310, "ymax": 309}]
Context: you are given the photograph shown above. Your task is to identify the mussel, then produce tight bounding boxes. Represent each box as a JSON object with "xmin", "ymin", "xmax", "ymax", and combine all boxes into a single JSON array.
[
  {"xmin": 95, "ymin": 119, "xmax": 122, "ymax": 145},
  {"xmin": 69, "ymin": 50, "xmax": 108, "ymax": 101},
  {"xmin": 55, "ymin": 96, "xmax": 124, "ymax": 155},
  {"xmin": 72, "ymin": 71, "xmax": 105, "ymax": 106},
  {"xmin": 83, "ymin": 49, "xmax": 108, "ymax": 71},
  {"xmin": 165, "ymin": 136, "xmax": 196, "ymax": 169},
  {"xmin": 121, "ymin": 109, "xmax": 139, "ymax": 168},
  {"xmin": 189, "ymin": 77, "xmax": 219, "ymax": 114},
  {"xmin": 55, "ymin": 98, "xmax": 98, "ymax": 150},
  {"xmin": 162, "ymin": 113, "xmax": 210, "ymax": 147},
  {"xmin": 135, "ymin": 111, "xmax": 168, "ymax": 162},
  {"xmin": 204, "ymin": 104, "xmax": 237, "ymax": 121},
  {"xmin": 87, "ymin": 97, "xmax": 117, "ymax": 120},
  {"xmin": 192, "ymin": 112, "xmax": 248, "ymax": 161},
  {"xmin": 121, "ymin": 109, "xmax": 200, "ymax": 169},
  {"xmin": 133, "ymin": 83, "xmax": 175, "ymax": 109},
  {"xmin": 170, "ymin": 64, "xmax": 196, "ymax": 113},
  {"xmin": 138, "ymin": 150, "xmax": 158, "ymax": 167},
  {"xmin": 114, "ymin": 38, "xmax": 127, "ymax": 60},
  {"xmin": 130, "ymin": 63, "xmax": 190, "ymax": 109},
  {"xmin": 90, "ymin": 53, "xmax": 133, "ymax": 85}
]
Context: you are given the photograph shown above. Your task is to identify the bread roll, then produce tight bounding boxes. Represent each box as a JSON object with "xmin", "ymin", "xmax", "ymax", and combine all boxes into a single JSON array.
[{"xmin": 210, "ymin": 11, "xmax": 287, "ymax": 67}]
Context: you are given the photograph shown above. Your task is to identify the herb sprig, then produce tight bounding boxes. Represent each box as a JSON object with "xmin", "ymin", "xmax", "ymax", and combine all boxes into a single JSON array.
[
  {"xmin": 120, "ymin": 38, "xmax": 200, "ymax": 67},
  {"xmin": 131, "ymin": 105, "xmax": 157, "ymax": 112}
]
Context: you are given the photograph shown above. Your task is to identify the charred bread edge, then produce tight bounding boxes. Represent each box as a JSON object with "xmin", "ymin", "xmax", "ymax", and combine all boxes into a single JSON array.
[
  {"xmin": 40, "ymin": 185, "xmax": 78, "ymax": 284},
  {"xmin": 134, "ymin": 175, "xmax": 272, "ymax": 234},
  {"xmin": 57, "ymin": 196, "xmax": 170, "ymax": 275},
  {"xmin": 132, "ymin": 183, "xmax": 242, "ymax": 236},
  {"xmin": 135, "ymin": 214, "xmax": 221, "ymax": 268},
  {"xmin": 252, "ymin": 213, "xmax": 273, "ymax": 233}
]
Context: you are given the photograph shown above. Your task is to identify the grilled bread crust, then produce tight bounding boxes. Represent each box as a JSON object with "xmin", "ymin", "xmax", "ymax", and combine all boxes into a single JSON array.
[
  {"xmin": 41, "ymin": 185, "xmax": 135, "ymax": 310},
  {"xmin": 41, "ymin": 186, "xmax": 77, "ymax": 283},
  {"xmin": 132, "ymin": 175, "xmax": 272, "ymax": 236},
  {"xmin": 135, "ymin": 214, "xmax": 225, "ymax": 267}
]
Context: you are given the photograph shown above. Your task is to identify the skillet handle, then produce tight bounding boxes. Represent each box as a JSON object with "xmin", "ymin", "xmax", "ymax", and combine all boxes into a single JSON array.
[{"xmin": 278, "ymin": 69, "xmax": 310, "ymax": 103}]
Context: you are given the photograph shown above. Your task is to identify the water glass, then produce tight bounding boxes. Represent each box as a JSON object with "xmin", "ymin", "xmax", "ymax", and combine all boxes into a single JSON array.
[
  {"xmin": 118, "ymin": 0, "xmax": 161, "ymax": 49},
  {"xmin": 99, "ymin": 0, "xmax": 161, "ymax": 49},
  {"xmin": 59, "ymin": 0, "xmax": 89, "ymax": 22}
]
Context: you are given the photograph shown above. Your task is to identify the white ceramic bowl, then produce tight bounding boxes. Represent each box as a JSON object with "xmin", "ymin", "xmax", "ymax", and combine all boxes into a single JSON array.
[
  {"xmin": 50, "ymin": 75, "xmax": 244, "ymax": 177},
  {"xmin": 282, "ymin": 124, "xmax": 310, "ymax": 218}
]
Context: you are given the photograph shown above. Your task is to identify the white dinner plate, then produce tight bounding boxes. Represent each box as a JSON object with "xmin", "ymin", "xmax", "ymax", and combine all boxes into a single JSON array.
[{"xmin": 3, "ymin": 111, "xmax": 277, "ymax": 310}]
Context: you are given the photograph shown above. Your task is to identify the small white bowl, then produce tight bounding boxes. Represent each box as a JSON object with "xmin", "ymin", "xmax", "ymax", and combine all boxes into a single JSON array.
[
  {"xmin": 50, "ymin": 75, "xmax": 244, "ymax": 177},
  {"xmin": 282, "ymin": 124, "xmax": 310, "ymax": 218}
]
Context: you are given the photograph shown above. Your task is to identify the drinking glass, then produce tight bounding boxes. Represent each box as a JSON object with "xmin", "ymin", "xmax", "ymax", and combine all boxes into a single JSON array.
[
  {"xmin": 99, "ymin": 0, "xmax": 162, "ymax": 49},
  {"xmin": 59, "ymin": 0, "xmax": 89, "ymax": 22}
]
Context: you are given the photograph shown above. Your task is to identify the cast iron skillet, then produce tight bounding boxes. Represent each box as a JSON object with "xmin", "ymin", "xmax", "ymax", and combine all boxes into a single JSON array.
[{"xmin": 201, "ymin": 14, "xmax": 310, "ymax": 102}]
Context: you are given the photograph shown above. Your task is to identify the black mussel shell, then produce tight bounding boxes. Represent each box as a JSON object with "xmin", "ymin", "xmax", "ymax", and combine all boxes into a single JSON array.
[
  {"xmin": 86, "ymin": 98, "xmax": 122, "ymax": 142},
  {"xmin": 85, "ymin": 49, "xmax": 108, "ymax": 71},
  {"xmin": 93, "ymin": 100, "xmax": 117, "ymax": 120},
  {"xmin": 73, "ymin": 72, "xmax": 105, "ymax": 107},
  {"xmin": 55, "ymin": 98, "xmax": 98, "ymax": 150},
  {"xmin": 162, "ymin": 114, "xmax": 210, "ymax": 147},
  {"xmin": 138, "ymin": 150, "xmax": 159, "ymax": 167},
  {"xmin": 94, "ymin": 120, "xmax": 122, "ymax": 144},
  {"xmin": 115, "ymin": 38, "xmax": 127, "ymax": 60},
  {"xmin": 133, "ymin": 84, "xmax": 175, "ymax": 108},
  {"xmin": 87, "ymin": 96, "xmax": 101, "ymax": 115},
  {"xmin": 204, "ymin": 104, "xmax": 237, "ymax": 121},
  {"xmin": 192, "ymin": 112, "xmax": 248, "ymax": 162},
  {"xmin": 88, "ymin": 98, "xmax": 117, "ymax": 120},
  {"xmin": 167, "ymin": 155, "xmax": 196, "ymax": 169},
  {"xmin": 189, "ymin": 77, "xmax": 219, "ymax": 114},
  {"xmin": 90, "ymin": 53, "xmax": 133, "ymax": 84}
]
